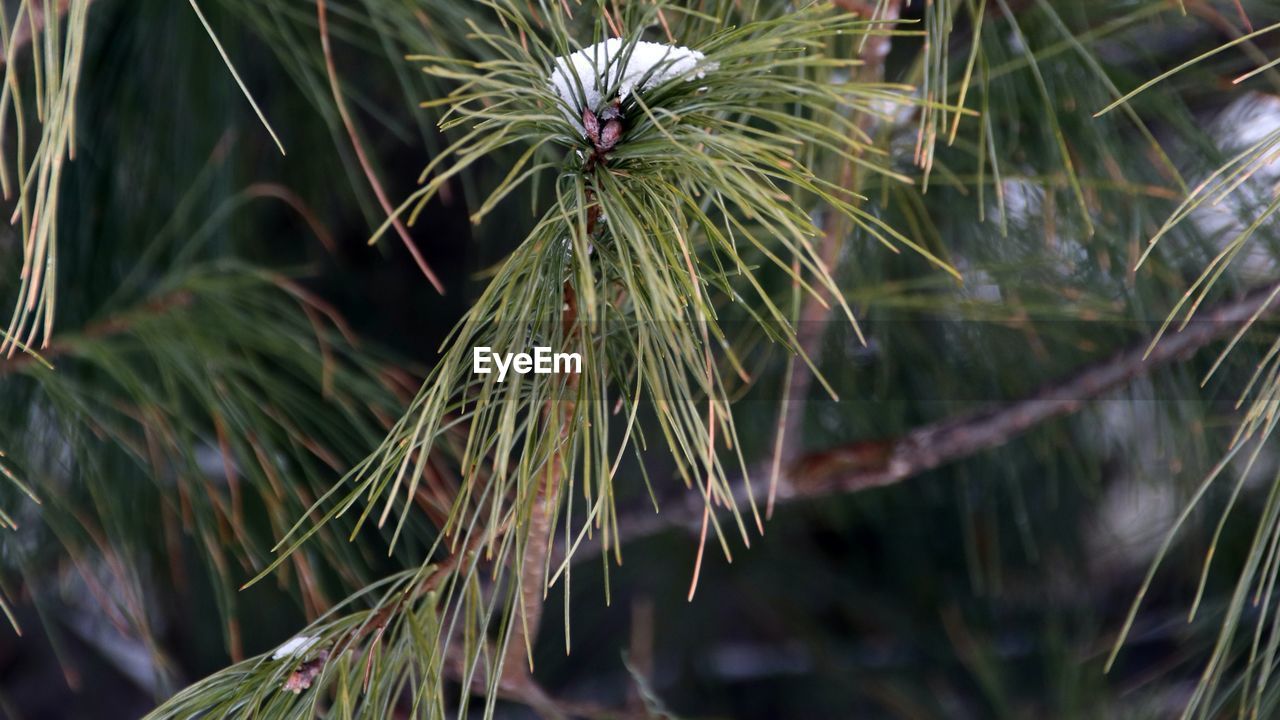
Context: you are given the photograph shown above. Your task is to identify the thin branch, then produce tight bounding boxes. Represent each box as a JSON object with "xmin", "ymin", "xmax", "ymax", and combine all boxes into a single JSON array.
[
  {"xmin": 493, "ymin": 208, "xmax": 595, "ymax": 717},
  {"xmin": 588, "ymin": 279, "xmax": 1280, "ymax": 557},
  {"xmin": 772, "ymin": 0, "xmax": 903, "ymax": 514},
  {"xmin": 315, "ymin": 0, "xmax": 445, "ymax": 295}
]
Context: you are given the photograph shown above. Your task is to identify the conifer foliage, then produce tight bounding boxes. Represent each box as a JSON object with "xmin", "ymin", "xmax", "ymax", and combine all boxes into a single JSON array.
[{"xmin": 5, "ymin": 0, "xmax": 1280, "ymax": 718}]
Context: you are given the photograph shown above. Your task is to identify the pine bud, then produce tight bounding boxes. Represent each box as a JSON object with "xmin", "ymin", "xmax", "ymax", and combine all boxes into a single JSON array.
[
  {"xmin": 582, "ymin": 107, "xmax": 600, "ymax": 145},
  {"xmin": 600, "ymin": 119, "xmax": 622, "ymax": 151}
]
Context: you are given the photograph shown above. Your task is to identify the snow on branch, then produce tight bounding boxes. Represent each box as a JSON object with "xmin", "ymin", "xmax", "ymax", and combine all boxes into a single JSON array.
[{"xmin": 548, "ymin": 38, "xmax": 716, "ymax": 133}]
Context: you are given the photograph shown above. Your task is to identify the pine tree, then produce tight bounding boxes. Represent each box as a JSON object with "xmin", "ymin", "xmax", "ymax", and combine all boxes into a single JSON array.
[{"xmin": 4, "ymin": 0, "xmax": 1280, "ymax": 717}]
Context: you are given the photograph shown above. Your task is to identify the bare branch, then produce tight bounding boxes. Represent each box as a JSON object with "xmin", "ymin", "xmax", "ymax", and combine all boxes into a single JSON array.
[
  {"xmin": 315, "ymin": 0, "xmax": 445, "ymax": 294},
  {"xmin": 590, "ymin": 280, "xmax": 1280, "ymax": 557},
  {"xmin": 772, "ymin": 0, "xmax": 903, "ymax": 514}
]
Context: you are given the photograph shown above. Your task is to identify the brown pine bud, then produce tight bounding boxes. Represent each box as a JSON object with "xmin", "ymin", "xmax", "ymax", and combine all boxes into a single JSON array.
[
  {"xmin": 600, "ymin": 119, "xmax": 622, "ymax": 152},
  {"xmin": 582, "ymin": 107, "xmax": 600, "ymax": 145}
]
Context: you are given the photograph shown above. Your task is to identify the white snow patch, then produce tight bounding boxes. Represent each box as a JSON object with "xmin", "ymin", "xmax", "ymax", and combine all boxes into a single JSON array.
[
  {"xmin": 984, "ymin": 176, "xmax": 1090, "ymax": 273},
  {"xmin": 548, "ymin": 39, "xmax": 716, "ymax": 134},
  {"xmin": 272, "ymin": 635, "xmax": 320, "ymax": 660},
  {"xmin": 1088, "ymin": 474, "xmax": 1179, "ymax": 572},
  {"xmin": 1191, "ymin": 92, "xmax": 1280, "ymax": 279},
  {"xmin": 1215, "ymin": 92, "xmax": 1280, "ymax": 149}
]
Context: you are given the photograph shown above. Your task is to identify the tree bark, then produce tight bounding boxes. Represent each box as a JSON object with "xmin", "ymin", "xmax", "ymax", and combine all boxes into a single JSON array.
[{"xmin": 578, "ymin": 280, "xmax": 1280, "ymax": 559}]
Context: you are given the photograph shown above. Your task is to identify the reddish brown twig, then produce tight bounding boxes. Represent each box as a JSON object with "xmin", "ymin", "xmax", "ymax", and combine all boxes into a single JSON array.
[
  {"xmin": 772, "ymin": 0, "xmax": 904, "ymax": 515},
  {"xmin": 316, "ymin": 0, "xmax": 445, "ymax": 295},
  {"xmin": 583, "ymin": 280, "xmax": 1280, "ymax": 558}
]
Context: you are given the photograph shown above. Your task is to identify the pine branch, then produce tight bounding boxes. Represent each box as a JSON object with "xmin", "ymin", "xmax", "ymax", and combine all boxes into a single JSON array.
[
  {"xmin": 773, "ymin": 0, "xmax": 904, "ymax": 514},
  {"xmin": 494, "ymin": 281, "xmax": 581, "ymax": 714},
  {"xmin": 591, "ymin": 279, "xmax": 1280, "ymax": 555}
]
